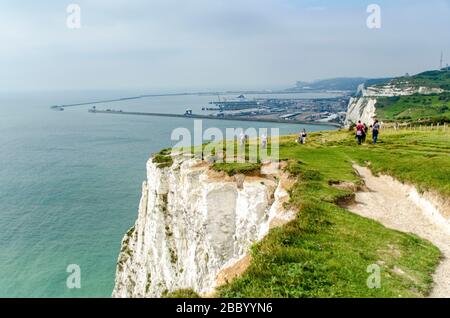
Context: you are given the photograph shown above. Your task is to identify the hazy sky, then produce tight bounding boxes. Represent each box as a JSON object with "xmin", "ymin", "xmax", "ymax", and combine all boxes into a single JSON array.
[{"xmin": 1, "ymin": 0, "xmax": 450, "ymax": 92}]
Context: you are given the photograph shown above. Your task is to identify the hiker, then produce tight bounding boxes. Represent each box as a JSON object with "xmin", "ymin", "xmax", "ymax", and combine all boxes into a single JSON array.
[
  {"xmin": 239, "ymin": 132, "xmax": 246, "ymax": 147},
  {"xmin": 300, "ymin": 129, "xmax": 307, "ymax": 144},
  {"xmin": 355, "ymin": 120, "xmax": 365, "ymax": 145},
  {"xmin": 362, "ymin": 123, "xmax": 368, "ymax": 143},
  {"xmin": 261, "ymin": 133, "xmax": 267, "ymax": 149},
  {"xmin": 372, "ymin": 120, "xmax": 381, "ymax": 144}
]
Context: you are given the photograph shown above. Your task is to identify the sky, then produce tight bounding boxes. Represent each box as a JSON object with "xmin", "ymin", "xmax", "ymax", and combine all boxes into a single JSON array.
[{"xmin": 0, "ymin": 0, "xmax": 449, "ymax": 92}]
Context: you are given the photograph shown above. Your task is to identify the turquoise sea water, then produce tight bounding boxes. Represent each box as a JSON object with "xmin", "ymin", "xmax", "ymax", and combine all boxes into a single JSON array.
[{"xmin": 0, "ymin": 91, "xmax": 336, "ymax": 297}]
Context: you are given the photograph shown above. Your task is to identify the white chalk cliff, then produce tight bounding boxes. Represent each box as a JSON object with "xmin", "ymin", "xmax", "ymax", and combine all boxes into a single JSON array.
[
  {"xmin": 345, "ymin": 96, "xmax": 377, "ymax": 127},
  {"xmin": 112, "ymin": 154, "xmax": 295, "ymax": 298}
]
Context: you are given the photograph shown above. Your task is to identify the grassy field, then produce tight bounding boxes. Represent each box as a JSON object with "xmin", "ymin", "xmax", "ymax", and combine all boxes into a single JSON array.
[
  {"xmin": 212, "ymin": 162, "xmax": 262, "ymax": 176},
  {"xmin": 375, "ymin": 70, "xmax": 450, "ymax": 90},
  {"xmin": 371, "ymin": 70, "xmax": 450, "ymax": 123},
  {"xmin": 216, "ymin": 128, "xmax": 449, "ymax": 298},
  {"xmin": 376, "ymin": 93, "xmax": 450, "ymax": 122}
]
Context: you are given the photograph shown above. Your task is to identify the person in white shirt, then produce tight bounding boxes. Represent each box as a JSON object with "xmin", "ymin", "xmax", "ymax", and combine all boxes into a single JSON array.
[
  {"xmin": 261, "ymin": 133, "xmax": 267, "ymax": 149},
  {"xmin": 239, "ymin": 132, "xmax": 246, "ymax": 147}
]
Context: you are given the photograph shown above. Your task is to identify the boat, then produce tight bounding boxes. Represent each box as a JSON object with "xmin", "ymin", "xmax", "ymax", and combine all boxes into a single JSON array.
[
  {"xmin": 50, "ymin": 105, "xmax": 64, "ymax": 111},
  {"xmin": 208, "ymin": 94, "xmax": 259, "ymax": 110}
]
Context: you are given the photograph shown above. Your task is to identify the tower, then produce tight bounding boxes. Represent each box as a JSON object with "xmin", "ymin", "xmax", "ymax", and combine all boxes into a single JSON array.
[{"xmin": 440, "ymin": 51, "xmax": 443, "ymax": 70}]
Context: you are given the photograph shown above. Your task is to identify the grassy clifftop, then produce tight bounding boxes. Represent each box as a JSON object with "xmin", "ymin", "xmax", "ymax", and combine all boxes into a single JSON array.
[
  {"xmin": 376, "ymin": 93, "xmax": 450, "ymax": 123},
  {"xmin": 373, "ymin": 70, "xmax": 450, "ymax": 123},
  {"xmin": 375, "ymin": 70, "xmax": 450, "ymax": 90},
  {"xmin": 217, "ymin": 128, "xmax": 449, "ymax": 298}
]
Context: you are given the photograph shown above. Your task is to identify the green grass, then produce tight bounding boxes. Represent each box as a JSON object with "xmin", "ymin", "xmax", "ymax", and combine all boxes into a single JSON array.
[
  {"xmin": 171, "ymin": 138, "xmax": 278, "ymax": 176},
  {"xmin": 164, "ymin": 289, "xmax": 200, "ymax": 298},
  {"xmin": 212, "ymin": 162, "xmax": 262, "ymax": 176},
  {"xmin": 152, "ymin": 148, "xmax": 173, "ymax": 168},
  {"xmin": 375, "ymin": 70, "xmax": 450, "ymax": 90},
  {"xmin": 313, "ymin": 129, "xmax": 450, "ymax": 197},
  {"xmin": 217, "ymin": 128, "xmax": 449, "ymax": 298},
  {"xmin": 376, "ymin": 93, "xmax": 450, "ymax": 122},
  {"xmin": 372, "ymin": 70, "xmax": 450, "ymax": 123},
  {"xmin": 412, "ymin": 70, "xmax": 450, "ymax": 90}
]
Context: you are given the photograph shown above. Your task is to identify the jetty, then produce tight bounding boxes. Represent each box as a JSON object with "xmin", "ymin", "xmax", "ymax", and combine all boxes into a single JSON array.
[{"xmin": 87, "ymin": 108, "xmax": 341, "ymax": 127}]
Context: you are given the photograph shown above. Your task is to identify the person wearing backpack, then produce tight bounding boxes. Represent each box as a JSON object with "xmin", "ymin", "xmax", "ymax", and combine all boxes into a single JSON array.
[
  {"xmin": 372, "ymin": 120, "xmax": 381, "ymax": 144},
  {"xmin": 355, "ymin": 121, "xmax": 365, "ymax": 145}
]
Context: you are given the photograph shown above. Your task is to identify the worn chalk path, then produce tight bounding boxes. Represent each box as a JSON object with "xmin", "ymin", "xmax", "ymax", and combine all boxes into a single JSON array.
[{"xmin": 347, "ymin": 165, "xmax": 450, "ymax": 298}]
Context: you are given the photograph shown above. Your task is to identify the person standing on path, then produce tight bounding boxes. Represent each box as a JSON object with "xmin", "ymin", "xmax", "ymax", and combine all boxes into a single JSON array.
[
  {"xmin": 300, "ymin": 129, "xmax": 307, "ymax": 144},
  {"xmin": 362, "ymin": 123, "xmax": 368, "ymax": 143},
  {"xmin": 239, "ymin": 132, "xmax": 246, "ymax": 147},
  {"xmin": 372, "ymin": 120, "xmax": 381, "ymax": 144},
  {"xmin": 355, "ymin": 121, "xmax": 365, "ymax": 145},
  {"xmin": 261, "ymin": 133, "xmax": 267, "ymax": 149}
]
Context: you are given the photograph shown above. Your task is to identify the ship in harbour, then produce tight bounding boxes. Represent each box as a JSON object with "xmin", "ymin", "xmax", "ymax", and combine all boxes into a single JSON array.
[{"xmin": 208, "ymin": 95, "xmax": 259, "ymax": 110}]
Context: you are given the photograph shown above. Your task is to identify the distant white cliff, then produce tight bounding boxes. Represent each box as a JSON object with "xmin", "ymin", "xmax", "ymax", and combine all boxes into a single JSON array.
[
  {"xmin": 345, "ymin": 96, "xmax": 378, "ymax": 127},
  {"xmin": 345, "ymin": 81, "xmax": 445, "ymax": 126},
  {"xmin": 112, "ymin": 154, "xmax": 295, "ymax": 298}
]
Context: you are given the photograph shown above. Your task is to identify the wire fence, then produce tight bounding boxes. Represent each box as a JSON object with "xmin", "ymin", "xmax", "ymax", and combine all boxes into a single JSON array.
[{"xmin": 382, "ymin": 122, "xmax": 448, "ymax": 133}]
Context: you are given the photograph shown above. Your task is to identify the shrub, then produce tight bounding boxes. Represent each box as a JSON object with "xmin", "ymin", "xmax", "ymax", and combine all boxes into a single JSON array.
[
  {"xmin": 164, "ymin": 289, "xmax": 200, "ymax": 298},
  {"xmin": 152, "ymin": 148, "xmax": 173, "ymax": 168}
]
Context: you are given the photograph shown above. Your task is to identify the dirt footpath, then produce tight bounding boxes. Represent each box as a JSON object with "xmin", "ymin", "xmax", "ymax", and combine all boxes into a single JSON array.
[{"xmin": 347, "ymin": 165, "xmax": 450, "ymax": 298}]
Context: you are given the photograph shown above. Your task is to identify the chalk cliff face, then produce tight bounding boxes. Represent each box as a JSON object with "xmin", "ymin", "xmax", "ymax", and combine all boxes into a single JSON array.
[
  {"xmin": 345, "ymin": 97, "xmax": 377, "ymax": 127},
  {"xmin": 112, "ymin": 154, "xmax": 294, "ymax": 298},
  {"xmin": 363, "ymin": 84, "xmax": 444, "ymax": 97}
]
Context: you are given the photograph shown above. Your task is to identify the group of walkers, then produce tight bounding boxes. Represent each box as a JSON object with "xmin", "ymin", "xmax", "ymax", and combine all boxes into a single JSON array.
[
  {"xmin": 239, "ymin": 132, "xmax": 268, "ymax": 149},
  {"xmin": 290, "ymin": 120, "xmax": 381, "ymax": 147},
  {"xmin": 294, "ymin": 121, "xmax": 380, "ymax": 147},
  {"xmin": 355, "ymin": 119, "xmax": 380, "ymax": 145},
  {"xmin": 239, "ymin": 121, "xmax": 379, "ymax": 150},
  {"xmin": 240, "ymin": 128, "xmax": 306, "ymax": 148}
]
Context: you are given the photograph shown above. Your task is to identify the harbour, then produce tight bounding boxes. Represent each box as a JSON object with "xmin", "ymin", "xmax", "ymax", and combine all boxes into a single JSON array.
[{"xmin": 87, "ymin": 107, "xmax": 342, "ymax": 127}]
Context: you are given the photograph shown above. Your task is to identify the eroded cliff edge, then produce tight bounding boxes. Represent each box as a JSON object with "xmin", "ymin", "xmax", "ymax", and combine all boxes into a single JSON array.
[{"xmin": 112, "ymin": 154, "xmax": 294, "ymax": 298}]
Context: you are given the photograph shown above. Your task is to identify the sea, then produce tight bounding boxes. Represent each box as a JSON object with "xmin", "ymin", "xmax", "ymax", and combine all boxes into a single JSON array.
[{"xmin": 0, "ymin": 90, "xmax": 339, "ymax": 297}]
